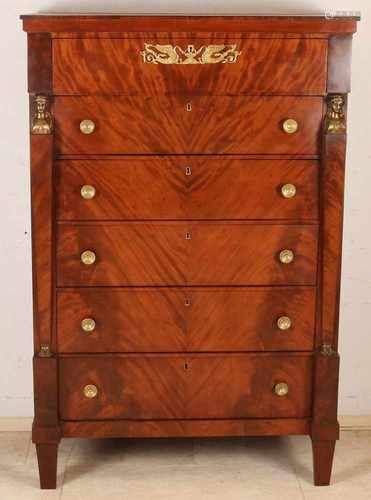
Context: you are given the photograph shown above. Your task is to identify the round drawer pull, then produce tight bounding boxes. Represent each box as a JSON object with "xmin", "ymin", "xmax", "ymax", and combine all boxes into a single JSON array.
[
  {"xmin": 277, "ymin": 316, "xmax": 292, "ymax": 331},
  {"xmin": 281, "ymin": 184, "xmax": 297, "ymax": 199},
  {"xmin": 282, "ymin": 119, "xmax": 299, "ymax": 134},
  {"xmin": 81, "ymin": 318, "xmax": 96, "ymax": 332},
  {"xmin": 274, "ymin": 382, "xmax": 289, "ymax": 397},
  {"xmin": 80, "ymin": 119, "xmax": 96, "ymax": 135},
  {"xmin": 80, "ymin": 185, "xmax": 96, "ymax": 200},
  {"xmin": 279, "ymin": 249, "xmax": 295, "ymax": 264},
  {"xmin": 81, "ymin": 250, "xmax": 96, "ymax": 266},
  {"xmin": 83, "ymin": 384, "xmax": 98, "ymax": 399}
]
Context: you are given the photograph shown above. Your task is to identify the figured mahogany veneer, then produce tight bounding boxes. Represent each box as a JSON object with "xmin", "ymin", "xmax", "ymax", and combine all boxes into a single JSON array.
[
  {"xmin": 61, "ymin": 418, "xmax": 311, "ymax": 439},
  {"xmin": 56, "ymin": 158, "xmax": 319, "ymax": 221},
  {"xmin": 22, "ymin": 13, "xmax": 358, "ymax": 489},
  {"xmin": 56, "ymin": 223, "xmax": 319, "ymax": 286},
  {"xmin": 54, "ymin": 96, "xmax": 323, "ymax": 155},
  {"xmin": 59, "ymin": 354, "xmax": 313, "ymax": 420},
  {"xmin": 57, "ymin": 287, "xmax": 316, "ymax": 353},
  {"xmin": 53, "ymin": 38, "xmax": 327, "ymax": 95}
]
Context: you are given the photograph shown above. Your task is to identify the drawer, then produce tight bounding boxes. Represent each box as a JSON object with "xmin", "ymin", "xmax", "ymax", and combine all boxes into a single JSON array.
[
  {"xmin": 59, "ymin": 354, "xmax": 313, "ymax": 420},
  {"xmin": 57, "ymin": 287, "xmax": 316, "ymax": 353},
  {"xmin": 54, "ymin": 96, "xmax": 322, "ymax": 155},
  {"xmin": 56, "ymin": 158, "xmax": 319, "ymax": 221},
  {"xmin": 56, "ymin": 223, "xmax": 319, "ymax": 286},
  {"xmin": 53, "ymin": 38, "xmax": 327, "ymax": 95}
]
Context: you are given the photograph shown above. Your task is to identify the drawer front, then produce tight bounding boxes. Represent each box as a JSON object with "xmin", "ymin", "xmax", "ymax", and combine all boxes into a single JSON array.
[
  {"xmin": 54, "ymin": 96, "xmax": 322, "ymax": 155},
  {"xmin": 53, "ymin": 38, "xmax": 327, "ymax": 95},
  {"xmin": 57, "ymin": 287, "xmax": 316, "ymax": 353},
  {"xmin": 59, "ymin": 354, "xmax": 313, "ymax": 420},
  {"xmin": 57, "ymin": 223, "xmax": 318, "ymax": 286},
  {"xmin": 56, "ymin": 159, "xmax": 319, "ymax": 221}
]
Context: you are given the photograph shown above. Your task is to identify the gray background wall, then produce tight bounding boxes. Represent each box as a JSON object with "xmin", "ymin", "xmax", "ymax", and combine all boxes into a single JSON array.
[{"xmin": 0, "ymin": 0, "xmax": 370, "ymax": 418}]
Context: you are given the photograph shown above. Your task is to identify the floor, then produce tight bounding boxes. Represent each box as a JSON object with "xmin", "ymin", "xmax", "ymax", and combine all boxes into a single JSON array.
[{"xmin": 1, "ymin": 431, "xmax": 371, "ymax": 500}]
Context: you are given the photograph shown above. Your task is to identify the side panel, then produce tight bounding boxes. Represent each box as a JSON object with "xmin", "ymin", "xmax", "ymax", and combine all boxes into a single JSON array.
[
  {"xmin": 312, "ymin": 35, "xmax": 351, "ymax": 453},
  {"xmin": 28, "ymin": 34, "xmax": 61, "ymax": 451}
]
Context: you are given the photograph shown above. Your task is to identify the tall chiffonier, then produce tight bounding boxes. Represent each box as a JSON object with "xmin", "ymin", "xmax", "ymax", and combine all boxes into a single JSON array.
[{"xmin": 21, "ymin": 13, "xmax": 359, "ymax": 489}]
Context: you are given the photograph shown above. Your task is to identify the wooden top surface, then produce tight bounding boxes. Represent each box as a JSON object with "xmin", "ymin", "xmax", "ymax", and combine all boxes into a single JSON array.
[{"xmin": 21, "ymin": 13, "xmax": 360, "ymax": 34}]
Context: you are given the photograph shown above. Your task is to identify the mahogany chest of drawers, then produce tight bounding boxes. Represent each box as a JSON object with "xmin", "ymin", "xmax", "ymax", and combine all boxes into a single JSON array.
[{"xmin": 21, "ymin": 13, "xmax": 359, "ymax": 489}]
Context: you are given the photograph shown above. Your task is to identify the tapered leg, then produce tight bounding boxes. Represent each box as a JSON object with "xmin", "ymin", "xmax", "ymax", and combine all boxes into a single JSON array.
[
  {"xmin": 312, "ymin": 439, "xmax": 336, "ymax": 486},
  {"xmin": 36, "ymin": 443, "xmax": 59, "ymax": 489}
]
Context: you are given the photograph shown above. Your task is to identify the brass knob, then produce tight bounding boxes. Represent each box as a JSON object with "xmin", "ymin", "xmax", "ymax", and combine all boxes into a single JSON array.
[
  {"xmin": 277, "ymin": 316, "xmax": 292, "ymax": 330},
  {"xmin": 81, "ymin": 318, "xmax": 96, "ymax": 332},
  {"xmin": 81, "ymin": 250, "xmax": 96, "ymax": 266},
  {"xmin": 282, "ymin": 119, "xmax": 298, "ymax": 134},
  {"xmin": 281, "ymin": 184, "xmax": 297, "ymax": 199},
  {"xmin": 274, "ymin": 382, "xmax": 289, "ymax": 397},
  {"xmin": 80, "ymin": 119, "xmax": 95, "ymax": 135},
  {"xmin": 83, "ymin": 384, "xmax": 98, "ymax": 399},
  {"xmin": 80, "ymin": 185, "xmax": 96, "ymax": 200},
  {"xmin": 279, "ymin": 249, "xmax": 294, "ymax": 264}
]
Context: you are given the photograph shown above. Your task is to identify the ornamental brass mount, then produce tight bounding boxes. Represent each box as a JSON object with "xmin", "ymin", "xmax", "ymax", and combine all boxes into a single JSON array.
[
  {"xmin": 31, "ymin": 95, "xmax": 53, "ymax": 135},
  {"xmin": 320, "ymin": 344, "xmax": 337, "ymax": 357},
  {"xmin": 141, "ymin": 44, "xmax": 241, "ymax": 65},
  {"xmin": 326, "ymin": 95, "xmax": 346, "ymax": 134},
  {"xmin": 38, "ymin": 344, "xmax": 52, "ymax": 358}
]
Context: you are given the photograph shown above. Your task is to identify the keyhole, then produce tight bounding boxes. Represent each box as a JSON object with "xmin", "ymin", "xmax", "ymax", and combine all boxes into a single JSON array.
[
  {"xmin": 185, "ymin": 232, "xmax": 192, "ymax": 240},
  {"xmin": 185, "ymin": 166, "xmax": 192, "ymax": 176},
  {"xmin": 186, "ymin": 102, "xmax": 192, "ymax": 112},
  {"xmin": 184, "ymin": 298, "xmax": 191, "ymax": 307},
  {"xmin": 184, "ymin": 362, "xmax": 189, "ymax": 371}
]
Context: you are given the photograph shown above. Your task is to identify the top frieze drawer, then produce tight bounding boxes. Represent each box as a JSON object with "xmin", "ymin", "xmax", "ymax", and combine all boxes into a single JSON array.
[{"xmin": 52, "ymin": 37, "xmax": 327, "ymax": 96}]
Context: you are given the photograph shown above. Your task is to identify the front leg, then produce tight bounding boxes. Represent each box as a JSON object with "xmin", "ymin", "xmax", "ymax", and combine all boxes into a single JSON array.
[
  {"xmin": 311, "ymin": 439, "xmax": 336, "ymax": 486},
  {"xmin": 36, "ymin": 443, "xmax": 59, "ymax": 489}
]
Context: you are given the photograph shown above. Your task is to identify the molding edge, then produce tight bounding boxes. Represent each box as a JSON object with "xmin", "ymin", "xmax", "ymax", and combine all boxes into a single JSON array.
[{"xmin": 0, "ymin": 416, "xmax": 371, "ymax": 432}]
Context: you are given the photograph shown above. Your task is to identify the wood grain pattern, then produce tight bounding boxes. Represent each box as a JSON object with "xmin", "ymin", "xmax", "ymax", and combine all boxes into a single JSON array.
[
  {"xmin": 56, "ymin": 158, "xmax": 319, "ymax": 221},
  {"xmin": 50, "ymin": 33, "xmax": 331, "ymax": 40},
  {"xmin": 57, "ymin": 286, "xmax": 316, "ymax": 353},
  {"xmin": 21, "ymin": 15, "xmax": 359, "ymax": 35},
  {"xmin": 52, "ymin": 38, "xmax": 327, "ymax": 95},
  {"xmin": 312, "ymin": 440, "xmax": 336, "ymax": 486},
  {"xmin": 327, "ymin": 36, "xmax": 353, "ymax": 93},
  {"xmin": 30, "ymin": 134, "xmax": 54, "ymax": 353},
  {"xmin": 54, "ymin": 96, "xmax": 323, "ymax": 155},
  {"xmin": 22, "ymin": 14, "xmax": 359, "ymax": 488},
  {"xmin": 32, "ymin": 357, "xmax": 61, "ymax": 436},
  {"xmin": 59, "ymin": 354, "xmax": 313, "ymax": 420},
  {"xmin": 61, "ymin": 418, "xmax": 310, "ymax": 438},
  {"xmin": 36, "ymin": 443, "xmax": 58, "ymax": 489},
  {"xmin": 32, "ymin": 357, "xmax": 61, "ymax": 489},
  {"xmin": 309, "ymin": 39, "xmax": 350, "ymax": 485},
  {"xmin": 28, "ymin": 36, "xmax": 60, "ymax": 491},
  {"xmin": 56, "ymin": 222, "xmax": 319, "ymax": 286},
  {"xmin": 320, "ymin": 128, "xmax": 347, "ymax": 350},
  {"xmin": 27, "ymin": 34, "xmax": 52, "ymax": 93},
  {"xmin": 311, "ymin": 352, "xmax": 340, "ymax": 441}
]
